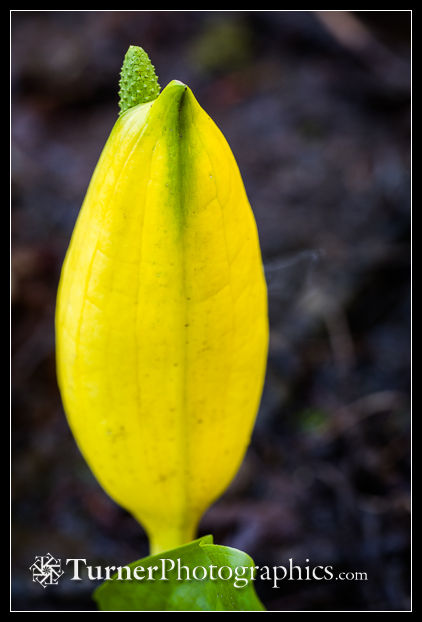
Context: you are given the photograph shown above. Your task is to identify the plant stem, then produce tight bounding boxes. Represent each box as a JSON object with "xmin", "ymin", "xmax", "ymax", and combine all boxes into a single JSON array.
[{"xmin": 148, "ymin": 522, "xmax": 198, "ymax": 556}]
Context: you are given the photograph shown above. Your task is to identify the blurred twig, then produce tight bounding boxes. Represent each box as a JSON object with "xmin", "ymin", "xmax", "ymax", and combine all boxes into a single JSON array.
[{"xmin": 314, "ymin": 11, "xmax": 410, "ymax": 93}]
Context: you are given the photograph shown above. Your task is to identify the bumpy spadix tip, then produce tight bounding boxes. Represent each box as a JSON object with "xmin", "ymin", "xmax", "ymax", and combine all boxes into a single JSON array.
[{"xmin": 118, "ymin": 45, "xmax": 161, "ymax": 115}]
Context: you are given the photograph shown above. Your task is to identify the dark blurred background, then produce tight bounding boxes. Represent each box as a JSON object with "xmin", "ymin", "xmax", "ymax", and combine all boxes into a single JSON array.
[{"xmin": 11, "ymin": 10, "xmax": 411, "ymax": 612}]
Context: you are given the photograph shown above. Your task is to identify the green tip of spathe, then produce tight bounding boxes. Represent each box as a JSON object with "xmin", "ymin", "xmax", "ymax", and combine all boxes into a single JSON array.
[{"xmin": 118, "ymin": 45, "xmax": 161, "ymax": 115}]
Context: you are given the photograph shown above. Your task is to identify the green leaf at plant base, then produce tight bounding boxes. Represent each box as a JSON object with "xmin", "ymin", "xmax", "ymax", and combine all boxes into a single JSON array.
[{"xmin": 93, "ymin": 535, "xmax": 265, "ymax": 611}]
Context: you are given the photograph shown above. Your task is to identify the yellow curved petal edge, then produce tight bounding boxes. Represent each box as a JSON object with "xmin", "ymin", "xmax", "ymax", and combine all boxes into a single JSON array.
[{"xmin": 55, "ymin": 80, "xmax": 269, "ymax": 554}]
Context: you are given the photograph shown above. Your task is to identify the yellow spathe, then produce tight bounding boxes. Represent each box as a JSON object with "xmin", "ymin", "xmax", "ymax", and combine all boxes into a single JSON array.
[{"xmin": 55, "ymin": 81, "xmax": 268, "ymax": 554}]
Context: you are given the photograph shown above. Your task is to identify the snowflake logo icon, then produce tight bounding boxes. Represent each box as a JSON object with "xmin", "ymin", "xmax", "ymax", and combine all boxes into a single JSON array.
[{"xmin": 29, "ymin": 553, "xmax": 65, "ymax": 588}]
